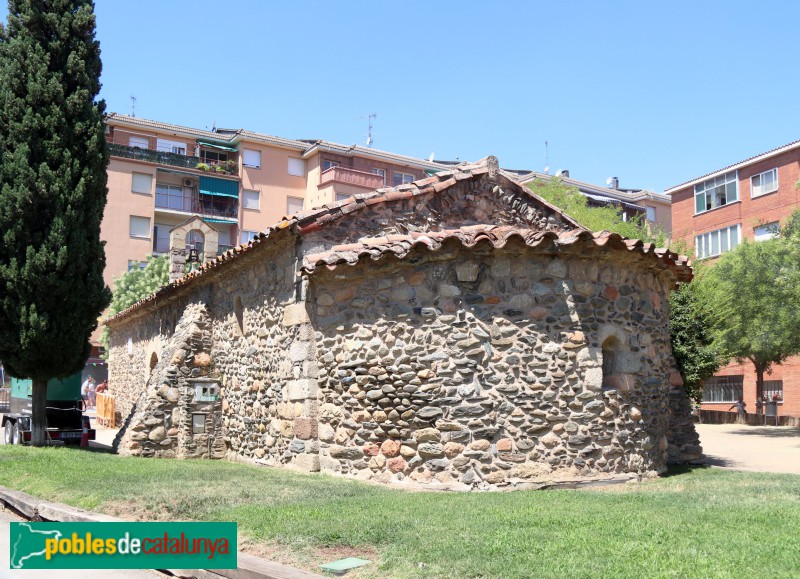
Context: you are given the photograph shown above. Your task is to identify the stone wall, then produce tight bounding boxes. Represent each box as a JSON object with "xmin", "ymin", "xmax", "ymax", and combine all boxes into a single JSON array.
[
  {"xmin": 310, "ymin": 242, "xmax": 683, "ymax": 486},
  {"xmin": 113, "ymin": 300, "xmax": 226, "ymax": 459},
  {"xmin": 207, "ymin": 237, "xmax": 319, "ymax": 470},
  {"xmin": 302, "ymin": 173, "xmax": 573, "ymax": 255},
  {"xmin": 109, "ymin": 237, "xmax": 311, "ymax": 464},
  {"xmin": 108, "ymin": 298, "xmax": 188, "ymax": 423}
]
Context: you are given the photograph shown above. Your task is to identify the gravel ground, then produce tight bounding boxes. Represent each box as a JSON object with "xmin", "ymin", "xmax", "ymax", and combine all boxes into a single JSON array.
[{"xmin": 695, "ymin": 422, "xmax": 800, "ymax": 474}]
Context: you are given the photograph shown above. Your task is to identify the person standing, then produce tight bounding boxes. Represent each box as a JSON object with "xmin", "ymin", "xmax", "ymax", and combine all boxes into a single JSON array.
[
  {"xmin": 80, "ymin": 376, "xmax": 91, "ymax": 409},
  {"xmin": 88, "ymin": 378, "xmax": 97, "ymax": 410}
]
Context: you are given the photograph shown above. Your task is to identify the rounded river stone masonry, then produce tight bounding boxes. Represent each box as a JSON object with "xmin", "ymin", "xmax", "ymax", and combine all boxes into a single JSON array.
[
  {"xmin": 106, "ymin": 157, "xmax": 701, "ymax": 490},
  {"xmin": 311, "ymin": 240, "xmax": 688, "ymax": 486}
]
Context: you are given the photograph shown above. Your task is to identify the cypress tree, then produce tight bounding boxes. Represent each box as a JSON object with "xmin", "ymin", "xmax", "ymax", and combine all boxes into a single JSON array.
[{"xmin": 0, "ymin": 0, "xmax": 111, "ymax": 445}]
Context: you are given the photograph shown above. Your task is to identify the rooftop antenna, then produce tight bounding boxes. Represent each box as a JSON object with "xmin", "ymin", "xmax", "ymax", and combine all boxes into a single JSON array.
[
  {"xmin": 130, "ymin": 95, "xmax": 136, "ymax": 117},
  {"xmin": 359, "ymin": 113, "xmax": 377, "ymax": 147},
  {"xmin": 543, "ymin": 140, "xmax": 550, "ymax": 174}
]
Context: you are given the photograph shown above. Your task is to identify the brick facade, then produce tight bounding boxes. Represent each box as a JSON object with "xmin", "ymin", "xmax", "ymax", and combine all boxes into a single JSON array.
[{"xmin": 668, "ymin": 142, "xmax": 800, "ymax": 418}]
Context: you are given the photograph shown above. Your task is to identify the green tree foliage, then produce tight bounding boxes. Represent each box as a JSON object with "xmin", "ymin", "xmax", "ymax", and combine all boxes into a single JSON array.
[
  {"xmin": 668, "ymin": 274, "xmax": 722, "ymax": 403},
  {"xmin": 99, "ymin": 255, "xmax": 169, "ymax": 357},
  {"xmin": 0, "ymin": 0, "xmax": 110, "ymax": 445},
  {"xmin": 701, "ymin": 235, "xmax": 800, "ymax": 399},
  {"xmin": 528, "ymin": 177, "xmax": 668, "ymax": 246}
]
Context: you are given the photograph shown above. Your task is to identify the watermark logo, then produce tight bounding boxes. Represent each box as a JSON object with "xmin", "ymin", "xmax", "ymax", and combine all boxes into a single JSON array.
[{"xmin": 10, "ymin": 522, "xmax": 237, "ymax": 569}]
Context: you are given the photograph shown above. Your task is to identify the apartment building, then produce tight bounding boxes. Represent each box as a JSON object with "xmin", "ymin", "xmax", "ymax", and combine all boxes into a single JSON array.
[
  {"xmin": 666, "ymin": 139, "xmax": 800, "ymax": 418},
  {"xmin": 104, "ymin": 113, "xmax": 445, "ymax": 286}
]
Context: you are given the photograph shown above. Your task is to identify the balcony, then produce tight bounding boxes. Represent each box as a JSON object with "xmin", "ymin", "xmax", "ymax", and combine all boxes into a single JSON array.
[
  {"xmin": 319, "ymin": 166, "xmax": 386, "ymax": 190},
  {"xmin": 155, "ymin": 189, "xmax": 238, "ymax": 220},
  {"xmin": 108, "ymin": 142, "xmax": 238, "ymax": 176}
]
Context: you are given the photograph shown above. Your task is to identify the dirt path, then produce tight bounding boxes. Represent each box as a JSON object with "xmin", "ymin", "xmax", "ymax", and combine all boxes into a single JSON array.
[{"xmin": 695, "ymin": 423, "xmax": 800, "ymax": 475}]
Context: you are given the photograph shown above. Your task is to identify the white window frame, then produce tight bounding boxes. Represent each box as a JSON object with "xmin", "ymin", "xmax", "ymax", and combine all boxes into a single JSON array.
[
  {"xmin": 153, "ymin": 223, "xmax": 171, "ymax": 254},
  {"xmin": 750, "ymin": 168, "xmax": 778, "ymax": 198},
  {"xmin": 645, "ymin": 206, "xmax": 656, "ymax": 222},
  {"xmin": 393, "ymin": 172, "xmax": 415, "ymax": 186},
  {"xmin": 701, "ymin": 375, "xmax": 743, "ymax": 403},
  {"xmin": 129, "ymin": 216, "xmax": 151, "ymax": 239},
  {"xmin": 127, "ymin": 260, "xmax": 146, "ymax": 271},
  {"xmin": 240, "ymin": 230, "xmax": 258, "ymax": 245},
  {"xmin": 155, "ymin": 183, "xmax": 188, "ymax": 212},
  {"xmin": 335, "ymin": 193, "xmax": 351, "ymax": 202},
  {"xmin": 128, "ymin": 136, "xmax": 149, "ymax": 149},
  {"xmin": 156, "ymin": 138, "xmax": 187, "ymax": 155},
  {"xmin": 371, "ymin": 168, "xmax": 386, "ymax": 184},
  {"xmin": 131, "ymin": 172, "xmax": 153, "ymax": 195},
  {"xmin": 287, "ymin": 196, "xmax": 304, "ymax": 214},
  {"xmin": 695, "ymin": 224, "xmax": 740, "ymax": 259},
  {"xmin": 322, "ymin": 159, "xmax": 340, "ymax": 172},
  {"xmin": 694, "ymin": 171, "xmax": 738, "ymax": 215},
  {"xmin": 763, "ymin": 380, "xmax": 783, "ymax": 403},
  {"xmin": 242, "ymin": 149, "xmax": 261, "ymax": 169},
  {"xmin": 288, "ymin": 158, "xmax": 305, "ymax": 177},
  {"xmin": 754, "ymin": 222, "xmax": 779, "ymax": 241},
  {"xmin": 242, "ymin": 189, "xmax": 260, "ymax": 210}
]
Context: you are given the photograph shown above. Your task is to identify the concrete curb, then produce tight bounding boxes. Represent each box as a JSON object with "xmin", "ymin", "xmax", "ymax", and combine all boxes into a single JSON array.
[{"xmin": 0, "ymin": 485, "xmax": 326, "ymax": 579}]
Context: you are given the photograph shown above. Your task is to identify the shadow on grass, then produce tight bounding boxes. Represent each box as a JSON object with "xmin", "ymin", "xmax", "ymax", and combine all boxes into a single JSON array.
[
  {"xmin": 662, "ymin": 463, "xmax": 712, "ymax": 478},
  {"xmin": 662, "ymin": 457, "xmax": 744, "ymax": 477}
]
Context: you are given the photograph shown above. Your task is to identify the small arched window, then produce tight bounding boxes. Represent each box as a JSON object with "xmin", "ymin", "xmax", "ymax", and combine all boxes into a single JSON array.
[{"xmin": 601, "ymin": 336, "xmax": 621, "ymax": 390}]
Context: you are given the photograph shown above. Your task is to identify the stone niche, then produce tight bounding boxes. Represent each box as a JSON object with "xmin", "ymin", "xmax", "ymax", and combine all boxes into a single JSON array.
[{"xmin": 168, "ymin": 216, "xmax": 221, "ymax": 283}]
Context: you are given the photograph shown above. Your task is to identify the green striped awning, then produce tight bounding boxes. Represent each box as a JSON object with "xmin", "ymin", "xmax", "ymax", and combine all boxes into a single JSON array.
[
  {"xmin": 199, "ymin": 176, "xmax": 239, "ymax": 199},
  {"xmin": 197, "ymin": 141, "xmax": 238, "ymax": 152},
  {"xmin": 204, "ymin": 217, "xmax": 238, "ymax": 224}
]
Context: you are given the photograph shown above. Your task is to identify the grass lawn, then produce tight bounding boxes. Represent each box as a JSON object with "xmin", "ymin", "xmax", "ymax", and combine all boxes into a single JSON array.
[{"xmin": 0, "ymin": 447, "xmax": 798, "ymax": 578}]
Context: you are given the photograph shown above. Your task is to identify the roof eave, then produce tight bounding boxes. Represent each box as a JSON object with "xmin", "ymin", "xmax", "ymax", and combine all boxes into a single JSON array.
[{"xmin": 665, "ymin": 138, "xmax": 800, "ymax": 194}]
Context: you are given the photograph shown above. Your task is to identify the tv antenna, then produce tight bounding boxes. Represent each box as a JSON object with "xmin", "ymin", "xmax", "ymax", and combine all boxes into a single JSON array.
[
  {"xmin": 130, "ymin": 95, "xmax": 137, "ymax": 117},
  {"xmin": 543, "ymin": 140, "xmax": 550, "ymax": 174},
  {"xmin": 360, "ymin": 113, "xmax": 377, "ymax": 147}
]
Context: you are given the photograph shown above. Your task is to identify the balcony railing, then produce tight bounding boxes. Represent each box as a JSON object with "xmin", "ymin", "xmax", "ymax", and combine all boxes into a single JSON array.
[
  {"xmin": 319, "ymin": 166, "xmax": 386, "ymax": 190},
  {"xmin": 109, "ymin": 142, "xmax": 200, "ymax": 170},
  {"xmin": 108, "ymin": 142, "xmax": 238, "ymax": 176},
  {"xmin": 155, "ymin": 190, "xmax": 238, "ymax": 220}
]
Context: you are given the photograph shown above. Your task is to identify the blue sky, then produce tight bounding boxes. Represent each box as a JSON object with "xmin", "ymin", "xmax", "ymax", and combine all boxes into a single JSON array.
[{"xmin": 2, "ymin": 1, "xmax": 799, "ymax": 192}]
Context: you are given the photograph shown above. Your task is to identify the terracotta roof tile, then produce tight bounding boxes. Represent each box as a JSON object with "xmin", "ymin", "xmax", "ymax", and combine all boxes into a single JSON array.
[
  {"xmin": 301, "ymin": 225, "xmax": 692, "ymax": 284},
  {"xmin": 432, "ymin": 177, "xmax": 457, "ymax": 192},
  {"xmin": 105, "ymin": 157, "xmax": 671, "ymax": 326}
]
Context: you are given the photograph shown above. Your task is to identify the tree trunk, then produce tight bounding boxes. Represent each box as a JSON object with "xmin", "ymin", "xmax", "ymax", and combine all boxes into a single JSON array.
[
  {"xmin": 754, "ymin": 363, "xmax": 765, "ymax": 403},
  {"xmin": 30, "ymin": 378, "xmax": 48, "ymax": 446}
]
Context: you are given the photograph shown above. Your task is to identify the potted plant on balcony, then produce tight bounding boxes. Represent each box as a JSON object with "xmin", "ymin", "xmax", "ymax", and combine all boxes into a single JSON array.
[
  {"xmin": 196, "ymin": 162, "xmax": 210, "ymax": 172},
  {"xmin": 223, "ymin": 159, "xmax": 237, "ymax": 175}
]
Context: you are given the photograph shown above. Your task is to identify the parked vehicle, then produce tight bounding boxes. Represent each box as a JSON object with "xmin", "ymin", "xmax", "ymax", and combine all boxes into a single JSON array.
[{"xmin": 1, "ymin": 373, "xmax": 95, "ymax": 445}]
